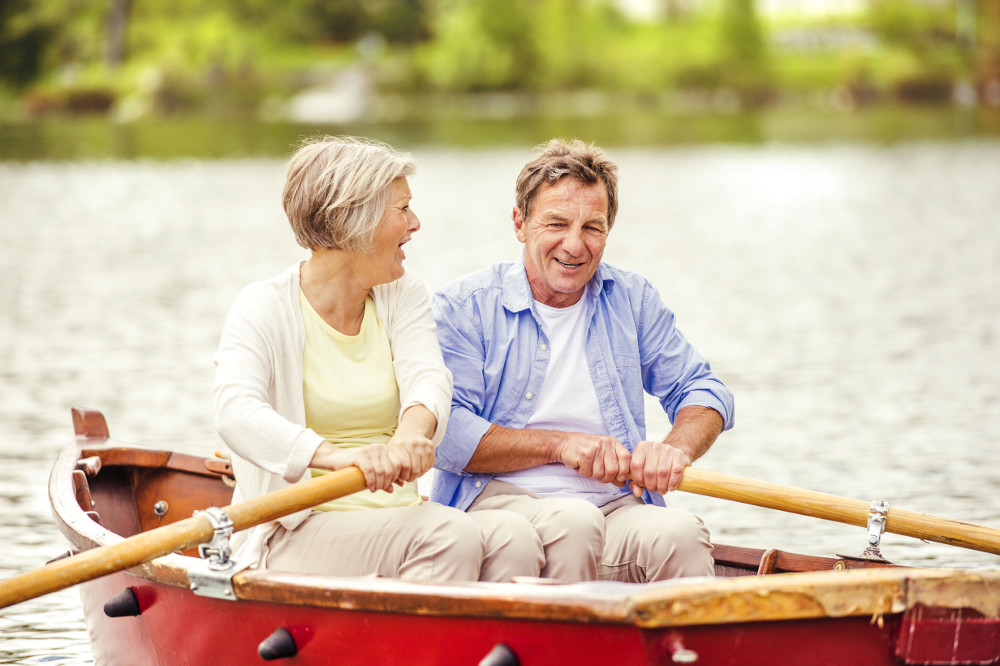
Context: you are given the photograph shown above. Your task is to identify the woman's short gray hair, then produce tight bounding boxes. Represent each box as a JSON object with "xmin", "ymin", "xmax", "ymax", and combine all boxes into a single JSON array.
[{"xmin": 283, "ymin": 136, "xmax": 416, "ymax": 252}]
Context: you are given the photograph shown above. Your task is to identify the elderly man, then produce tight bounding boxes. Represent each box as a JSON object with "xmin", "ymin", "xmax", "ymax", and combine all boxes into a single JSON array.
[{"xmin": 431, "ymin": 139, "xmax": 734, "ymax": 583}]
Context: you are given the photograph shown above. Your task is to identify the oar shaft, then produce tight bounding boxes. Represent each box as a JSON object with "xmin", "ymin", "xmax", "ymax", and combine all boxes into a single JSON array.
[
  {"xmin": 225, "ymin": 466, "xmax": 366, "ymax": 531},
  {"xmin": 679, "ymin": 467, "xmax": 1000, "ymax": 557},
  {"xmin": 0, "ymin": 467, "xmax": 367, "ymax": 609},
  {"xmin": 0, "ymin": 515, "xmax": 214, "ymax": 609}
]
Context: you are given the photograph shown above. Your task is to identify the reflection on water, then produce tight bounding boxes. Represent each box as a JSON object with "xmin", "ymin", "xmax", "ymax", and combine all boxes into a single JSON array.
[
  {"xmin": 2, "ymin": 107, "xmax": 1000, "ymax": 161},
  {"xmin": 1, "ymin": 142, "xmax": 999, "ymax": 662}
]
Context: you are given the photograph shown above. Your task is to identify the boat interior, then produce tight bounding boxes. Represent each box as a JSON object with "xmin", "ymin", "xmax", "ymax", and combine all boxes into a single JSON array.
[{"xmin": 63, "ymin": 409, "xmax": 892, "ymax": 579}]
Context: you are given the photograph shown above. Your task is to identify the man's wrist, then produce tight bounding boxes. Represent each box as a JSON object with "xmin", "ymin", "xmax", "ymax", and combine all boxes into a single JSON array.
[
  {"xmin": 546, "ymin": 429, "xmax": 571, "ymax": 464},
  {"xmin": 660, "ymin": 437, "xmax": 694, "ymax": 460}
]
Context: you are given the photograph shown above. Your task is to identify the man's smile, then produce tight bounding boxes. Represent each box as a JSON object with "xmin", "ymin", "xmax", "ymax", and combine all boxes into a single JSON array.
[{"xmin": 556, "ymin": 259, "xmax": 585, "ymax": 268}]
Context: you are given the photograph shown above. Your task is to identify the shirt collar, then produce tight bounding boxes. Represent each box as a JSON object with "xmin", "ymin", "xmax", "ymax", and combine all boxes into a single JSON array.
[{"xmin": 502, "ymin": 252, "xmax": 614, "ymax": 313}]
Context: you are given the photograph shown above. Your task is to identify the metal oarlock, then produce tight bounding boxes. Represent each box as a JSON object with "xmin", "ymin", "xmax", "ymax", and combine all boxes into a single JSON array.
[
  {"xmin": 188, "ymin": 507, "xmax": 249, "ymax": 600},
  {"xmin": 861, "ymin": 500, "xmax": 889, "ymax": 561},
  {"xmin": 195, "ymin": 507, "xmax": 234, "ymax": 569}
]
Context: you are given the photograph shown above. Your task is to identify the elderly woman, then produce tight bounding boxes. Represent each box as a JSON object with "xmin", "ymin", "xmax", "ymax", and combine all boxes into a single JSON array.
[{"xmin": 213, "ymin": 136, "xmax": 542, "ymax": 581}]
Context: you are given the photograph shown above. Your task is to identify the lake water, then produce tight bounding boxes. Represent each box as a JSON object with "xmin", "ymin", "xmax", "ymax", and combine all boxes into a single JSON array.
[{"xmin": 1, "ymin": 140, "xmax": 999, "ymax": 662}]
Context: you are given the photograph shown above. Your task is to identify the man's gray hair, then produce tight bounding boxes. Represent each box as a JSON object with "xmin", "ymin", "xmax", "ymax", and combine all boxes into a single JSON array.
[
  {"xmin": 283, "ymin": 136, "xmax": 416, "ymax": 252},
  {"xmin": 514, "ymin": 138, "xmax": 619, "ymax": 228}
]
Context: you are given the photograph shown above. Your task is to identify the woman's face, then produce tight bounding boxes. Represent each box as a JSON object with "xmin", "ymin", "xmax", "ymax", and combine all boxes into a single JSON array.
[{"xmin": 363, "ymin": 177, "xmax": 419, "ymax": 286}]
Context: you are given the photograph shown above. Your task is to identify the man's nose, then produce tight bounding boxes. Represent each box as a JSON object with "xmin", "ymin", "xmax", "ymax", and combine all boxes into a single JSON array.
[{"xmin": 562, "ymin": 226, "xmax": 585, "ymax": 254}]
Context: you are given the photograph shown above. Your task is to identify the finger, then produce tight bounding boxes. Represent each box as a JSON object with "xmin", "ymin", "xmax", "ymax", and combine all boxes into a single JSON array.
[
  {"xmin": 559, "ymin": 435, "xmax": 589, "ymax": 472},
  {"xmin": 589, "ymin": 446, "xmax": 606, "ymax": 481},
  {"xmin": 355, "ymin": 458, "xmax": 378, "ymax": 492},
  {"xmin": 629, "ymin": 445, "xmax": 647, "ymax": 488},
  {"xmin": 668, "ymin": 460, "xmax": 687, "ymax": 493},
  {"xmin": 615, "ymin": 443, "xmax": 631, "ymax": 485},
  {"xmin": 397, "ymin": 446, "xmax": 416, "ymax": 483},
  {"xmin": 645, "ymin": 450, "xmax": 664, "ymax": 494},
  {"xmin": 600, "ymin": 445, "xmax": 618, "ymax": 484},
  {"xmin": 389, "ymin": 445, "xmax": 413, "ymax": 483},
  {"xmin": 372, "ymin": 447, "xmax": 395, "ymax": 491},
  {"xmin": 648, "ymin": 455, "xmax": 666, "ymax": 494},
  {"xmin": 359, "ymin": 449, "xmax": 388, "ymax": 492},
  {"xmin": 414, "ymin": 439, "xmax": 435, "ymax": 477},
  {"xmin": 576, "ymin": 445, "xmax": 596, "ymax": 478},
  {"xmin": 384, "ymin": 447, "xmax": 404, "ymax": 483}
]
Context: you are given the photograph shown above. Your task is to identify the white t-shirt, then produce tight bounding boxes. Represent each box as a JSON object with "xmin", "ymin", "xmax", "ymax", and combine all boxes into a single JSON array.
[{"xmin": 495, "ymin": 289, "xmax": 629, "ymax": 506}]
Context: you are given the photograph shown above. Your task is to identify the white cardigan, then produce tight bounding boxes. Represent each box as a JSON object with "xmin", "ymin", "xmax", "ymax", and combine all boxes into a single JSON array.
[{"xmin": 212, "ymin": 263, "xmax": 453, "ymax": 566}]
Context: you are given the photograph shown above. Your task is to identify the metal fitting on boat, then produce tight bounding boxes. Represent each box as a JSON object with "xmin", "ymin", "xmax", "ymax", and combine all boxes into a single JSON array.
[
  {"xmin": 194, "ymin": 507, "xmax": 234, "ymax": 570},
  {"xmin": 862, "ymin": 500, "xmax": 889, "ymax": 560},
  {"xmin": 153, "ymin": 501, "xmax": 168, "ymax": 519},
  {"xmin": 187, "ymin": 507, "xmax": 250, "ymax": 600}
]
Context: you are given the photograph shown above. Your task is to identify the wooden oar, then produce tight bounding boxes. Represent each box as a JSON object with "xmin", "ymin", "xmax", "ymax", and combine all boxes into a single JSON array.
[
  {"xmin": 0, "ymin": 466, "xmax": 367, "ymax": 610},
  {"xmin": 678, "ymin": 467, "xmax": 1000, "ymax": 556}
]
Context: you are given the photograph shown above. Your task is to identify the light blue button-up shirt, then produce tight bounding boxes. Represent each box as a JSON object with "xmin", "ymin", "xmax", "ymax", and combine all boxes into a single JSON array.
[{"xmin": 430, "ymin": 256, "xmax": 734, "ymax": 510}]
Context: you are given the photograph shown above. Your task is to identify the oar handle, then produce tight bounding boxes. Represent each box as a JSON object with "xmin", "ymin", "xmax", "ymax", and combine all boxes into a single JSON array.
[
  {"xmin": 0, "ymin": 467, "xmax": 367, "ymax": 610},
  {"xmin": 225, "ymin": 466, "xmax": 367, "ymax": 532},
  {"xmin": 679, "ymin": 467, "xmax": 1000, "ymax": 557}
]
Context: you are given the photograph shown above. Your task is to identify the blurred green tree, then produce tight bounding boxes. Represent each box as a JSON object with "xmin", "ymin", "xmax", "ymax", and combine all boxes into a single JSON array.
[
  {"xmin": 526, "ymin": 0, "xmax": 621, "ymax": 90},
  {"xmin": 867, "ymin": 0, "xmax": 967, "ymax": 101},
  {"xmin": 977, "ymin": 0, "xmax": 1000, "ymax": 85},
  {"xmin": 418, "ymin": 0, "xmax": 623, "ymax": 93},
  {"xmin": 0, "ymin": 0, "xmax": 54, "ymax": 88},
  {"xmin": 419, "ymin": 0, "xmax": 535, "ymax": 91},
  {"xmin": 715, "ymin": 0, "xmax": 772, "ymax": 103}
]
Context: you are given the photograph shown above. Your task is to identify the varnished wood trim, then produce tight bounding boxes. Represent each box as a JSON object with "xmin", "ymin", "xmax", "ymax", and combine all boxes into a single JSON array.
[
  {"xmin": 72, "ymin": 408, "xmax": 109, "ymax": 438},
  {"xmin": 757, "ymin": 549, "xmax": 779, "ymax": 575}
]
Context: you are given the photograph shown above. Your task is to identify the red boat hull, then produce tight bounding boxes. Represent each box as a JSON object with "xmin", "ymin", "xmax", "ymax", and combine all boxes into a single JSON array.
[
  {"xmin": 52, "ymin": 410, "xmax": 1000, "ymax": 666},
  {"xmin": 78, "ymin": 569, "xmax": 932, "ymax": 666}
]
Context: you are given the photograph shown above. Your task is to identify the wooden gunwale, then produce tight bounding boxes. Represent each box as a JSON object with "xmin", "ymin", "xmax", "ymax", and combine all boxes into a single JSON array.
[{"xmin": 49, "ymin": 433, "xmax": 1000, "ymax": 632}]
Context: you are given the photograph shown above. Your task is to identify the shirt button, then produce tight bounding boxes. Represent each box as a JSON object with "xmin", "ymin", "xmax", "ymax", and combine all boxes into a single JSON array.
[
  {"xmin": 539, "ymin": 343, "xmax": 547, "ymax": 351},
  {"xmin": 525, "ymin": 392, "xmax": 533, "ymax": 399},
  {"xmin": 475, "ymin": 481, "xmax": 482, "ymax": 488}
]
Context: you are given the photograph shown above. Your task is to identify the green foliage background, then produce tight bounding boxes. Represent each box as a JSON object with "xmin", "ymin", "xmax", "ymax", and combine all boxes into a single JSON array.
[{"xmin": 1, "ymin": 0, "xmax": 998, "ymax": 120}]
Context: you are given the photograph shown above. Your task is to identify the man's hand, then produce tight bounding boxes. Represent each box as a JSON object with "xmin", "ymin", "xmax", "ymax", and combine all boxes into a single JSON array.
[
  {"xmin": 555, "ymin": 432, "xmax": 632, "ymax": 485},
  {"xmin": 628, "ymin": 441, "xmax": 691, "ymax": 496}
]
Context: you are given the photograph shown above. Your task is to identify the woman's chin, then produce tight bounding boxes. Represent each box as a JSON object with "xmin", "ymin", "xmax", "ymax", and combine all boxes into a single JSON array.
[{"xmin": 386, "ymin": 263, "xmax": 406, "ymax": 283}]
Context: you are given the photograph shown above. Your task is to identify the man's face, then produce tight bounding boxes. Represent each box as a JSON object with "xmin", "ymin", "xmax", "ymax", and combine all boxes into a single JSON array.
[{"xmin": 514, "ymin": 178, "xmax": 609, "ymax": 308}]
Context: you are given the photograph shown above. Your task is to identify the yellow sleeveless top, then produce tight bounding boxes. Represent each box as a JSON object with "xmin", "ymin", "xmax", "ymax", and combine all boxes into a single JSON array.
[{"xmin": 300, "ymin": 291, "xmax": 420, "ymax": 511}]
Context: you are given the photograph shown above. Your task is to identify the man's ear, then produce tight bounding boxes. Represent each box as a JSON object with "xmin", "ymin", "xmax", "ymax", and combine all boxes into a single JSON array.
[{"xmin": 513, "ymin": 206, "xmax": 527, "ymax": 243}]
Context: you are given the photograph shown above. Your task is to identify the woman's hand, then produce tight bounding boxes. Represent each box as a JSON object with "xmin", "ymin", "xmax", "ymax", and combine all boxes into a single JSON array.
[
  {"xmin": 309, "ymin": 405, "xmax": 438, "ymax": 491},
  {"xmin": 310, "ymin": 441, "xmax": 401, "ymax": 493},
  {"xmin": 386, "ymin": 432, "xmax": 435, "ymax": 483},
  {"xmin": 386, "ymin": 404, "xmax": 438, "ymax": 482}
]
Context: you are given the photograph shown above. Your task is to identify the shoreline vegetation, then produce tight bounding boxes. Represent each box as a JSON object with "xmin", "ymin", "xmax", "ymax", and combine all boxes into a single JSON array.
[
  {"xmin": 3, "ymin": 106, "xmax": 998, "ymax": 162},
  {"xmin": 2, "ymin": 0, "xmax": 1000, "ymax": 155}
]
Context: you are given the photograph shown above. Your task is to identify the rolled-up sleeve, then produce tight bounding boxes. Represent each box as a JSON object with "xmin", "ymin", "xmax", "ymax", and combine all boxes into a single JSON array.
[
  {"xmin": 432, "ymin": 291, "xmax": 494, "ymax": 474},
  {"xmin": 638, "ymin": 282, "xmax": 734, "ymax": 431}
]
